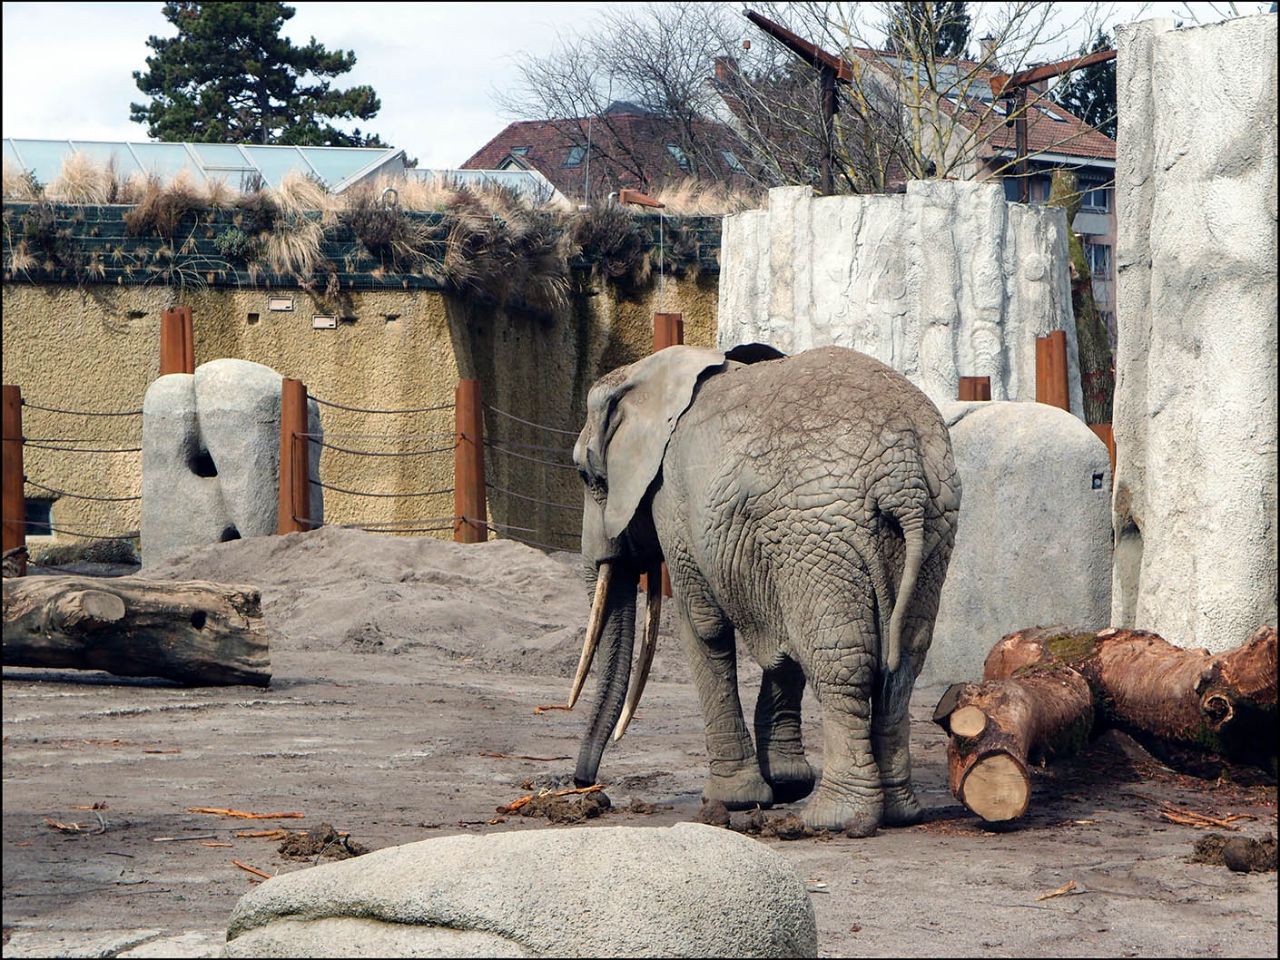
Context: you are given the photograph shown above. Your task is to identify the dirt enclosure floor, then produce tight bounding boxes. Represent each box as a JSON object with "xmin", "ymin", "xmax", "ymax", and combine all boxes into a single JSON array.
[{"xmin": 3, "ymin": 528, "xmax": 1276, "ymax": 958}]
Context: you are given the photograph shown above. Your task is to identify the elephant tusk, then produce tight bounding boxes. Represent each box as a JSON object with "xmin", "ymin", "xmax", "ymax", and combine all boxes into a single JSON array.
[
  {"xmin": 568, "ymin": 562, "xmax": 613, "ymax": 709},
  {"xmin": 612, "ymin": 568, "xmax": 662, "ymax": 741}
]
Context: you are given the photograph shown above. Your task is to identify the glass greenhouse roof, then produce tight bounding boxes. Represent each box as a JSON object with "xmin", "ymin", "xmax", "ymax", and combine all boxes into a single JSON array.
[
  {"xmin": 408, "ymin": 168, "xmax": 564, "ymax": 205},
  {"xmin": 3, "ymin": 138, "xmax": 405, "ymax": 193}
]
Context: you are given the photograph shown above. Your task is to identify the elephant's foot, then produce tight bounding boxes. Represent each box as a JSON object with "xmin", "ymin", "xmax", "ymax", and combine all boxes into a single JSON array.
[
  {"xmin": 703, "ymin": 765, "xmax": 774, "ymax": 811},
  {"xmin": 802, "ymin": 785, "xmax": 882, "ymax": 837},
  {"xmin": 759, "ymin": 752, "xmax": 816, "ymax": 805},
  {"xmin": 882, "ymin": 783, "xmax": 923, "ymax": 827}
]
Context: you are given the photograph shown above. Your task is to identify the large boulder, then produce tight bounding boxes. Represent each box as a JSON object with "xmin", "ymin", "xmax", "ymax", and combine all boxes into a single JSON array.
[
  {"xmin": 922, "ymin": 401, "xmax": 1113, "ymax": 685},
  {"xmin": 141, "ymin": 359, "xmax": 322, "ymax": 565},
  {"xmin": 718, "ymin": 181, "xmax": 1084, "ymax": 418},
  {"xmin": 1111, "ymin": 15, "xmax": 1278, "ymax": 652},
  {"xmin": 225, "ymin": 823, "xmax": 817, "ymax": 958}
]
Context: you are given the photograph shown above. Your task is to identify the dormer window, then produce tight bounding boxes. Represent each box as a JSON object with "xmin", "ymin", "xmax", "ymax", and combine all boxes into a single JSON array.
[
  {"xmin": 721, "ymin": 150, "xmax": 746, "ymax": 173},
  {"xmin": 511, "ymin": 146, "xmax": 531, "ymax": 156},
  {"xmin": 563, "ymin": 145, "xmax": 587, "ymax": 168},
  {"xmin": 666, "ymin": 144, "xmax": 691, "ymax": 171}
]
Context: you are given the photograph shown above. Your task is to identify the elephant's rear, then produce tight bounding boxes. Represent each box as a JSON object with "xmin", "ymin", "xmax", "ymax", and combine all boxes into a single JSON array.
[{"xmin": 711, "ymin": 346, "xmax": 961, "ymax": 672}]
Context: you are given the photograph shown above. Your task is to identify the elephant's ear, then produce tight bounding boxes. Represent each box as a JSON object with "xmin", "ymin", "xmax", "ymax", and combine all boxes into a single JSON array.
[{"xmin": 581, "ymin": 347, "xmax": 728, "ymax": 540}]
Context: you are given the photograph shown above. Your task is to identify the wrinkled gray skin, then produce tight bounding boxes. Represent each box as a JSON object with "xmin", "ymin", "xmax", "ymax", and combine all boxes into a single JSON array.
[{"xmin": 572, "ymin": 345, "xmax": 960, "ymax": 835}]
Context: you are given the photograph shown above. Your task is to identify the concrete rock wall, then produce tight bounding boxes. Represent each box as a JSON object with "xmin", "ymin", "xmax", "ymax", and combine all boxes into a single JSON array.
[
  {"xmin": 718, "ymin": 182, "xmax": 1083, "ymax": 418},
  {"xmin": 1112, "ymin": 15, "xmax": 1278, "ymax": 652},
  {"xmin": 2, "ymin": 276, "xmax": 715, "ymax": 552},
  {"xmin": 141, "ymin": 359, "xmax": 322, "ymax": 565},
  {"xmin": 922, "ymin": 401, "xmax": 1113, "ymax": 686}
]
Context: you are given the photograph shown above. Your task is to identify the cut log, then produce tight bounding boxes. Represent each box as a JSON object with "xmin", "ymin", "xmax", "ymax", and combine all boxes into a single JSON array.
[
  {"xmin": 2, "ymin": 575, "xmax": 269, "ymax": 686},
  {"xmin": 935, "ymin": 624, "xmax": 1278, "ymax": 823},
  {"xmin": 936, "ymin": 669, "xmax": 1094, "ymax": 822},
  {"xmin": 984, "ymin": 625, "xmax": 1277, "ymax": 773}
]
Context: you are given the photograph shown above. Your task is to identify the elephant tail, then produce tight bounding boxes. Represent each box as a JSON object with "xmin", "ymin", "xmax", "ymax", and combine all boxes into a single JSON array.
[{"xmin": 884, "ymin": 498, "xmax": 927, "ymax": 676}]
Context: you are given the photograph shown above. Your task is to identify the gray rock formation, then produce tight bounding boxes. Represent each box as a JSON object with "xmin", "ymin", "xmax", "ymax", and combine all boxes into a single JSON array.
[
  {"xmin": 142, "ymin": 359, "xmax": 321, "ymax": 565},
  {"xmin": 225, "ymin": 823, "xmax": 818, "ymax": 958},
  {"xmin": 922, "ymin": 401, "xmax": 1113, "ymax": 686},
  {"xmin": 1112, "ymin": 15, "xmax": 1278, "ymax": 652},
  {"xmin": 717, "ymin": 182, "xmax": 1084, "ymax": 418}
]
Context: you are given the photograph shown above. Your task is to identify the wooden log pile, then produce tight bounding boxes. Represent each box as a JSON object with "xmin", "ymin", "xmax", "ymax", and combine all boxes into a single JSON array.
[
  {"xmin": 2, "ymin": 575, "xmax": 270, "ymax": 686},
  {"xmin": 934, "ymin": 625, "xmax": 1277, "ymax": 823}
]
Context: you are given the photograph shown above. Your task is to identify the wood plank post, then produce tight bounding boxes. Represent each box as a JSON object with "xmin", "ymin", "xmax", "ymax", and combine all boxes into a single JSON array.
[
  {"xmin": 1035, "ymin": 330, "xmax": 1069, "ymax": 410},
  {"xmin": 276, "ymin": 378, "xmax": 311, "ymax": 534},
  {"xmin": 2, "ymin": 385, "xmax": 26, "ymax": 576},
  {"xmin": 180, "ymin": 305, "xmax": 195, "ymax": 374},
  {"xmin": 159, "ymin": 308, "xmax": 185, "ymax": 375},
  {"xmin": 958, "ymin": 376, "xmax": 991, "ymax": 401},
  {"xmin": 644, "ymin": 315, "xmax": 683, "ymax": 597},
  {"xmin": 453, "ymin": 379, "xmax": 487, "ymax": 544},
  {"xmin": 1089, "ymin": 423, "xmax": 1116, "ymax": 479}
]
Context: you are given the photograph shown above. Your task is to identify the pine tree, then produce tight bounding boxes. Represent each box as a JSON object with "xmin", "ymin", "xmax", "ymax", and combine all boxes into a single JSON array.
[
  {"xmin": 885, "ymin": 2, "xmax": 972, "ymax": 59},
  {"xmin": 130, "ymin": 2, "xmax": 385, "ymax": 146},
  {"xmin": 1051, "ymin": 30, "xmax": 1116, "ymax": 138}
]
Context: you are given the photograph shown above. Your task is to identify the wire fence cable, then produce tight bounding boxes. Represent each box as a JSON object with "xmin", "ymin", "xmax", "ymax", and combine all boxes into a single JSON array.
[
  {"xmin": 22, "ymin": 400, "xmax": 143, "ymax": 417},
  {"xmin": 485, "ymin": 405, "xmax": 580, "ymax": 437},
  {"xmin": 24, "ymin": 478, "xmax": 142, "ymax": 502},
  {"xmin": 309, "ymin": 396, "xmax": 454, "ymax": 415}
]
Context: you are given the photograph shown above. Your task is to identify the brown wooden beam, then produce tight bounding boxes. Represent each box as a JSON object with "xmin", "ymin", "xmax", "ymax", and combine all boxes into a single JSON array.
[
  {"xmin": 453, "ymin": 379, "xmax": 487, "ymax": 544},
  {"xmin": 990, "ymin": 48, "xmax": 1116, "ymax": 98},
  {"xmin": 744, "ymin": 10, "xmax": 855, "ymax": 84},
  {"xmin": 2, "ymin": 385, "xmax": 25, "ymax": 576}
]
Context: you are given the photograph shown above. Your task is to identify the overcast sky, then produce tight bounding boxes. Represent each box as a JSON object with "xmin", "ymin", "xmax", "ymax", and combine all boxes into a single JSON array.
[{"xmin": 2, "ymin": 2, "xmax": 1268, "ymax": 168}]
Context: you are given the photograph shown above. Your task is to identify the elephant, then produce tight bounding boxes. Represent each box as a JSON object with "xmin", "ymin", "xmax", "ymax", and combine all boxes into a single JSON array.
[{"xmin": 566, "ymin": 344, "xmax": 961, "ymax": 836}]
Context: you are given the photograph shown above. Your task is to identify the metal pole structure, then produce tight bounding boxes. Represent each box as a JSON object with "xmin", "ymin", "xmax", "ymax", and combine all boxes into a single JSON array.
[
  {"xmin": 453, "ymin": 379, "xmax": 487, "ymax": 544},
  {"xmin": 276, "ymin": 378, "xmax": 311, "ymax": 534},
  {"xmin": 1014, "ymin": 88, "xmax": 1030, "ymax": 204},
  {"xmin": 1035, "ymin": 331, "xmax": 1070, "ymax": 411},
  {"xmin": 820, "ymin": 66, "xmax": 837, "ymax": 195},
  {"xmin": 958, "ymin": 376, "xmax": 992, "ymax": 401},
  {"xmin": 2, "ymin": 385, "xmax": 26, "ymax": 576}
]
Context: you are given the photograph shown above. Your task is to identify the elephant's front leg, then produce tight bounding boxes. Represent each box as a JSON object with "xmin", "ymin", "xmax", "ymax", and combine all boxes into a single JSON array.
[
  {"xmin": 754, "ymin": 657, "xmax": 816, "ymax": 804},
  {"xmin": 677, "ymin": 598, "xmax": 773, "ymax": 810}
]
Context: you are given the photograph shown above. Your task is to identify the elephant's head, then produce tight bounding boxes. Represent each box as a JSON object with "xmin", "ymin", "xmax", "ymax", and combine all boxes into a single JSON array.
[{"xmin": 568, "ymin": 346, "xmax": 730, "ymax": 787}]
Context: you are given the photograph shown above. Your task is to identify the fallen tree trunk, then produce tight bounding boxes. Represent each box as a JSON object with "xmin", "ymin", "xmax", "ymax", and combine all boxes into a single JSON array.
[
  {"xmin": 934, "ymin": 669, "xmax": 1094, "ymax": 822},
  {"xmin": 2, "ymin": 575, "xmax": 270, "ymax": 686},
  {"xmin": 935, "ymin": 625, "xmax": 1276, "ymax": 822}
]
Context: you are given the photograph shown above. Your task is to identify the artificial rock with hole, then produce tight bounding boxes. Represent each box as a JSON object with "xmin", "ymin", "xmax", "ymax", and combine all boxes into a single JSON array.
[
  {"xmin": 920, "ymin": 401, "xmax": 1113, "ymax": 686},
  {"xmin": 224, "ymin": 823, "xmax": 818, "ymax": 958},
  {"xmin": 141, "ymin": 359, "xmax": 322, "ymax": 565}
]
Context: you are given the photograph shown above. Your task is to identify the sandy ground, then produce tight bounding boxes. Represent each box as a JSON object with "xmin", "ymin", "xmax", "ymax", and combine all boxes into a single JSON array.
[{"xmin": 3, "ymin": 529, "xmax": 1276, "ymax": 958}]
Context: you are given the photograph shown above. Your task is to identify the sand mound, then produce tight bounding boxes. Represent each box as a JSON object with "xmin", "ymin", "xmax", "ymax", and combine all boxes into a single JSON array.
[{"xmin": 142, "ymin": 527, "xmax": 593, "ymax": 676}]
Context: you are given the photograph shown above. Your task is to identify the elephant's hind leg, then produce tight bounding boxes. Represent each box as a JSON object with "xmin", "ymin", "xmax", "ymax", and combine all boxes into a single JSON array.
[
  {"xmin": 788, "ymin": 603, "xmax": 883, "ymax": 836},
  {"xmin": 872, "ymin": 663, "xmax": 923, "ymax": 826},
  {"xmin": 676, "ymin": 595, "xmax": 773, "ymax": 811},
  {"xmin": 754, "ymin": 657, "xmax": 815, "ymax": 804}
]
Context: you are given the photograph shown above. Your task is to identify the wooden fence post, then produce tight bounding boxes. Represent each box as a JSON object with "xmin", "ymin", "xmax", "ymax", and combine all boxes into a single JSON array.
[
  {"xmin": 644, "ymin": 314, "xmax": 683, "ymax": 597},
  {"xmin": 653, "ymin": 313, "xmax": 684, "ymax": 352},
  {"xmin": 2, "ymin": 385, "xmax": 25, "ymax": 576},
  {"xmin": 180, "ymin": 305, "xmax": 195, "ymax": 374},
  {"xmin": 958, "ymin": 376, "xmax": 992, "ymax": 401},
  {"xmin": 276, "ymin": 378, "xmax": 311, "ymax": 534},
  {"xmin": 1035, "ymin": 331, "xmax": 1069, "ymax": 411},
  {"xmin": 1089, "ymin": 423, "xmax": 1117, "ymax": 479},
  {"xmin": 160, "ymin": 306, "xmax": 195, "ymax": 376},
  {"xmin": 454, "ymin": 379, "xmax": 487, "ymax": 544}
]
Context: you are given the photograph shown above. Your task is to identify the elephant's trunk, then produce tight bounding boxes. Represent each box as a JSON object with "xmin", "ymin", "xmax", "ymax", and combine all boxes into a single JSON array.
[{"xmin": 573, "ymin": 564, "xmax": 638, "ymax": 787}]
